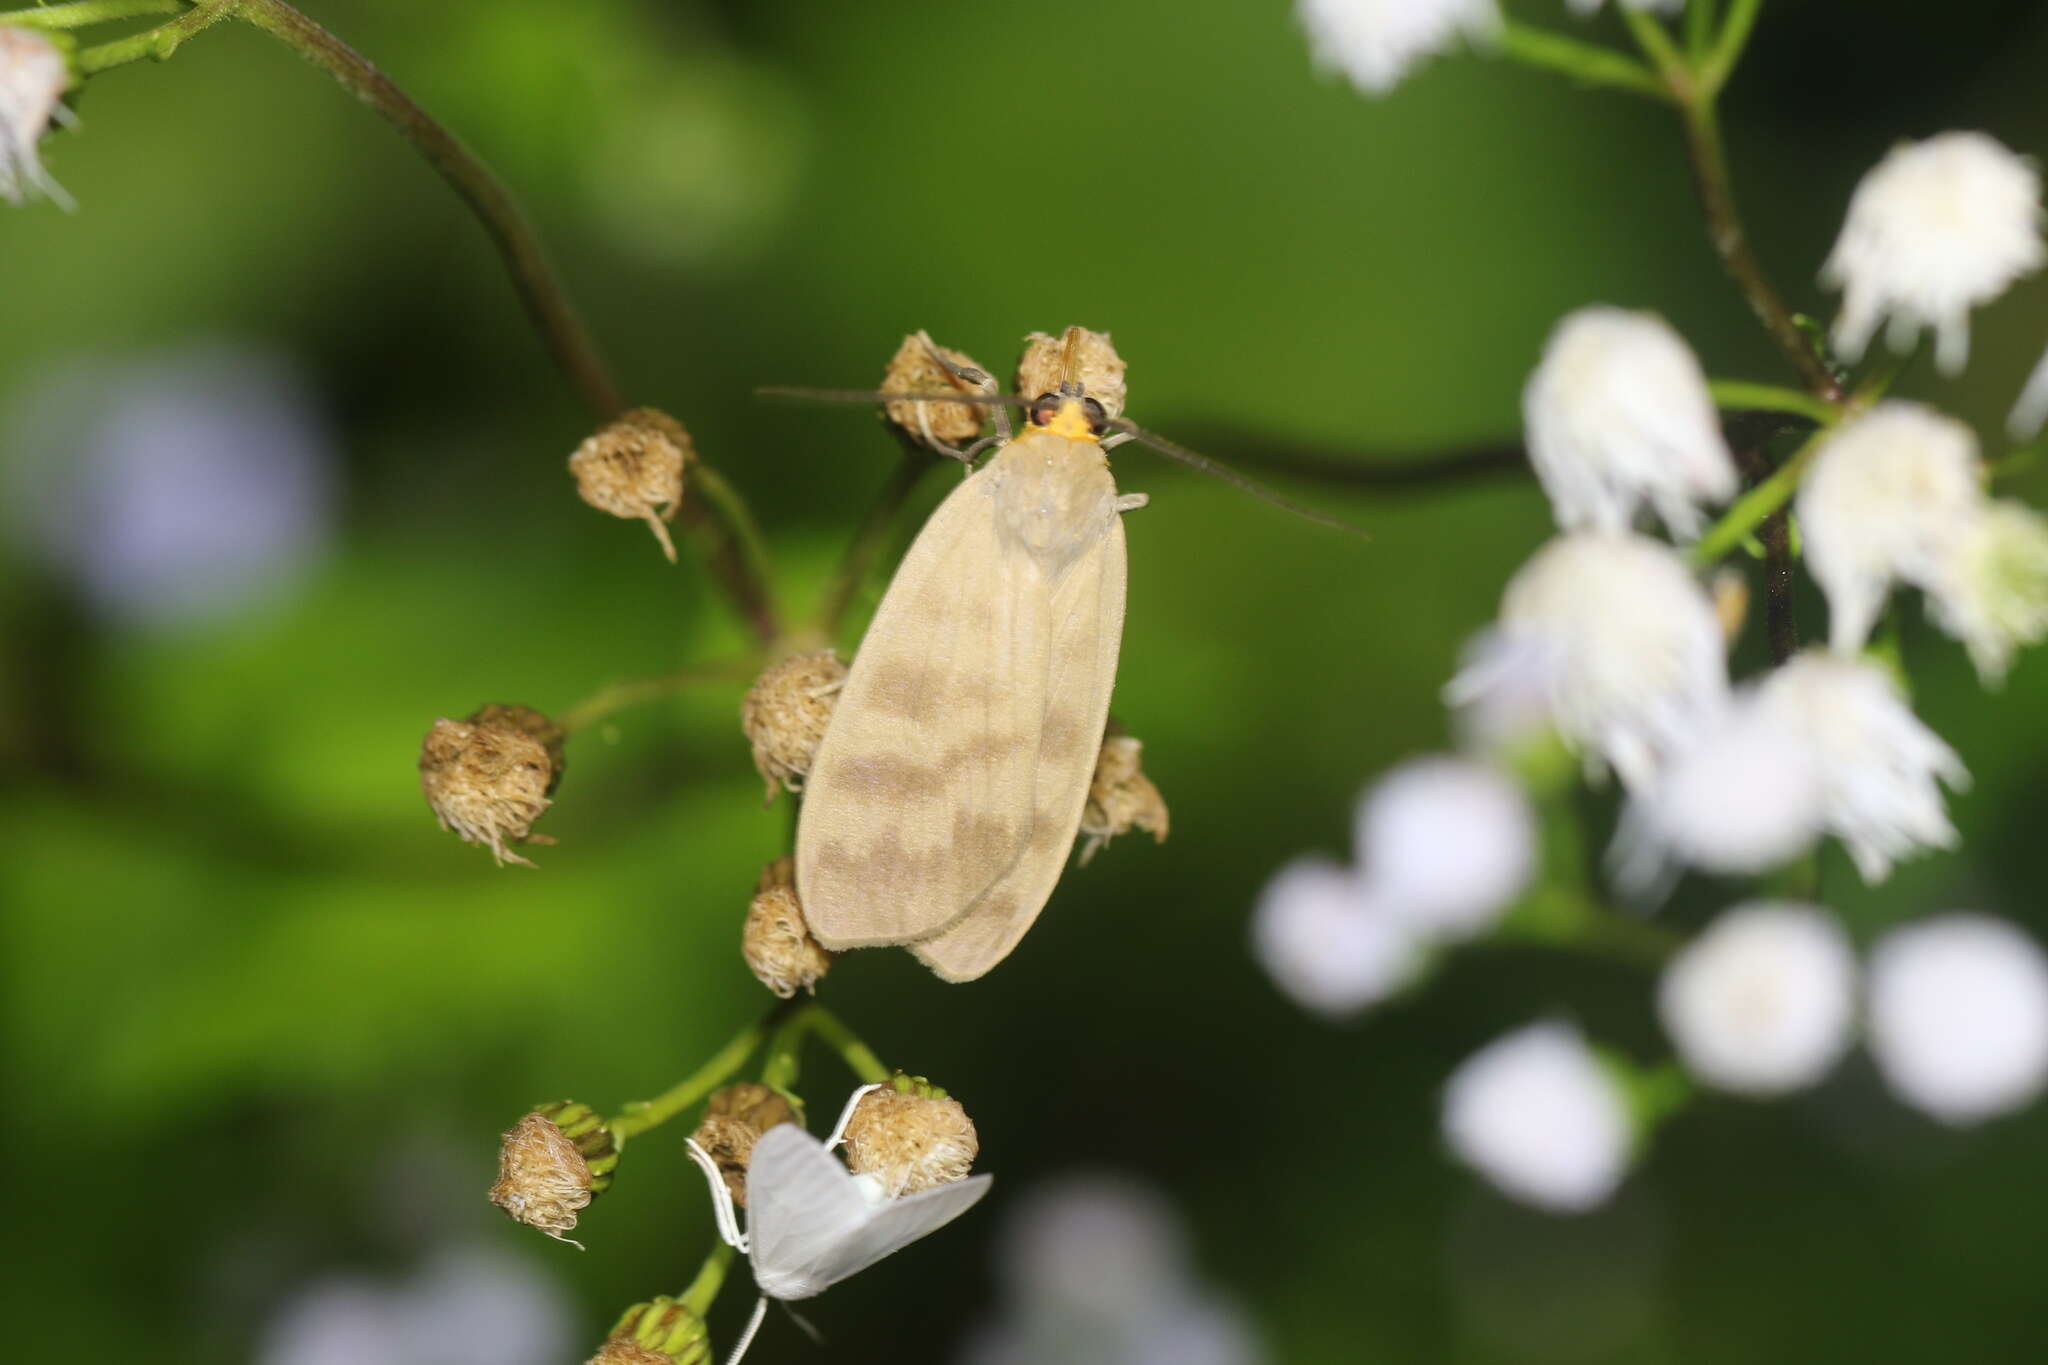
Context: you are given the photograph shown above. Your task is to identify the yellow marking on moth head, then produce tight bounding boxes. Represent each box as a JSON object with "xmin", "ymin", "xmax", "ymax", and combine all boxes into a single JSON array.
[{"xmin": 1033, "ymin": 396, "xmax": 1102, "ymax": 443}]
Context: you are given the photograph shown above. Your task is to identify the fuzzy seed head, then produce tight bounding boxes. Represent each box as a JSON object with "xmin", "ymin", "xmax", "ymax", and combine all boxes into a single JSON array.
[
  {"xmin": 0, "ymin": 27, "xmax": 71, "ymax": 208},
  {"xmin": 740, "ymin": 649, "xmax": 847, "ymax": 801},
  {"xmin": 742, "ymin": 856, "xmax": 834, "ymax": 997},
  {"xmin": 490, "ymin": 1112, "xmax": 595, "ymax": 1241},
  {"xmin": 1296, "ymin": 0, "xmax": 1501, "ymax": 96},
  {"xmin": 1016, "ymin": 326, "xmax": 1128, "ymax": 418},
  {"xmin": 569, "ymin": 406, "xmax": 692, "ymax": 561},
  {"xmin": 420, "ymin": 705, "xmax": 562, "ymax": 866},
  {"xmin": 1926, "ymin": 499, "xmax": 2048, "ymax": 686},
  {"xmin": 1078, "ymin": 728, "xmax": 1169, "ymax": 864},
  {"xmin": 691, "ymin": 1081, "xmax": 797, "ymax": 1208},
  {"xmin": 842, "ymin": 1083, "xmax": 980, "ymax": 1199},
  {"xmin": 1823, "ymin": 131, "xmax": 2044, "ymax": 374},
  {"xmin": 881, "ymin": 331, "xmax": 992, "ymax": 449}
]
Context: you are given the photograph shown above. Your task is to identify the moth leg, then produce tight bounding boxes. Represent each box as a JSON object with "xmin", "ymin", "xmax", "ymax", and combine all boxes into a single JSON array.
[
  {"xmin": 685, "ymin": 1137, "xmax": 751, "ymax": 1252},
  {"xmin": 724, "ymin": 1295, "xmax": 770, "ymax": 1365},
  {"xmin": 826, "ymin": 1082, "xmax": 886, "ymax": 1149},
  {"xmin": 1114, "ymin": 492, "xmax": 1149, "ymax": 513},
  {"xmin": 914, "ymin": 330, "xmax": 1006, "ymax": 465}
]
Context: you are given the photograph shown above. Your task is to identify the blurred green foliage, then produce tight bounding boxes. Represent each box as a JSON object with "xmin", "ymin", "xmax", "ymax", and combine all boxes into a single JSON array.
[{"xmin": 5, "ymin": 1, "xmax": 2048, "ymax": 1361}]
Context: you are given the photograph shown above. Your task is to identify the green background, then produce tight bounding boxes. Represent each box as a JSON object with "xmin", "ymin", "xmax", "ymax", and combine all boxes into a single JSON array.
[{"xmin": 5, "ymin": 1, "xmax": 2048, "ymax": 1360}]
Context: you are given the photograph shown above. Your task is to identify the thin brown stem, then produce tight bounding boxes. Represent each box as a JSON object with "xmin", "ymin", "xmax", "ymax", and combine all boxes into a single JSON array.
[
  {"xmin": 557, "ymin": 656, "xmax": 759, "ymax": 736},
  {"xmin": 1759, "ymin": 506, "xmax": 1799, "ymax": 662},
  {"xmin": 819, "ymin": 443, "xmax": 935, "ymax": 638}
]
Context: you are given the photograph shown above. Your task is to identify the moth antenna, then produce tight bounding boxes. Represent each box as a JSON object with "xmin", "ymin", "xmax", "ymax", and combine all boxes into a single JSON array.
[
  {"xmin": 757, "ymin": 385, "xmax": 1033, "ymax": 410},
  {"xmin": 1107, "ymin": 419, "xmax": 1368, "ymax": 538},
  {"xmin": 915, "ymin": 329, "xmax": 998, "ymax": 394},
  {"xmin": 826, "ymin": 1082, "xmax": 885, "ymax": 1149},
  {"xmin": 684, "ymin": 1137, "xmax": 750, "ymax": 1252},
  {"xmin": 723, "ymin": 1295, "xmax": 769, "ymax": 1365},
  {"xmin": 780, "ymin": 1302, "xmax": 826, "ymax": 1346}
]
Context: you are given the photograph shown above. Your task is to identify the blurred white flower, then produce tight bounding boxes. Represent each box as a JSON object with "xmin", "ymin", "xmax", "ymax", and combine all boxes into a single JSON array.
[
  {"xmin": 1251, "ymin": 857, "xmax": 1419, "ymax": 1016},
  {"xmin": 2009, "ymin": 341, "xmax": 2048, "ymax": 441},
  {"xmin": 1822, "ymin": 131, "xmax": 2043, "ymax": 374},
  {"xmin": 1925, "ymin": 499, "xmax": 2048, "ymax": 686},
  {"xmin": 1355, "ymin": 755, "xmax": 1535, "ymax": 941},
  {"xmin": 1522, "ymin": 307, "xmax": 1735, "ymax": 539},
  {"xmin": 1448, "ymin": 533, "xmax": 1728, "ymax": 791},
  {"xmin": 255, "ymin": 1245, "xmax": 573, "ymax": 1365},
  {"xmin": 0, "ymin": 26, "xmax": 70, "ymax": 208},
  {"xmin": 1868, "ymin": 915, "xmax": 2048, "ymax": 1125},
  {"xmin": 1658, "ymin": 902, "xmax": 1857, "ymax": 1097},
  {"xmin": 1444, "ymin": 1022, "xmax": 1632, "ymax": 1214},
  {"xmin": 1609, "ymin": 690, "xmax": 1825, "ymax": 895},
  {"xmin": 1296, "ymin": 0, "xmax": 1499, "ymax": 96},
  {"xmin": 1566, "ymin": 0, "xmax": 1681, "ymax": 13},
  {"xmin": 960, "ymin": 1173, "xmax": 1266, "ymax": 1365},
  {"xmin": 1755, "ymin": 652, "xmax": 1966, "ymax": 882},
  {"xmin": 4, "ymin": 344, "xmax": 336, "ymax": 627},
  {"xmin": 1795, "ymin": 402, "xmax": 1984, "ymax": 654}
]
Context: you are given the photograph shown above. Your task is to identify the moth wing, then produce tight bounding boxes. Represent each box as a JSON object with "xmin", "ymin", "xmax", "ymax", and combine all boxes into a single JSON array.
[
  {"xmin": 798, "ymin": 466, "xmax": 1050, "ymax": 947},
  {"xmin": 910, "ymin": 514, "xmax": 1127, "ymax": 982},
  {"xmin": 800, "ymin": 1172, "xmax": 994, "ymax": 1293},
  {"xmin": 745, "ymin": 1124, "xmax": 873, "ymax": 1302}
]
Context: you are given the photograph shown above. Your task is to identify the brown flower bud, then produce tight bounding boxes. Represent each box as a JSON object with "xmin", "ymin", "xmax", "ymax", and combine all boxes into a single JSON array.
[
  {"xmin": 742, "ymin": 856, "xmax": 834, "ymax": 998},
  {"xmin": 420, "ymin": 704, "xmax": 564, "ymax": 866},
  {"xmin": 690, "ymin": 1080, "xmax": 798, "ymax": 1208},
  {"xmin": 585, "ymin": 1343, "xmax": 679, "ymax": 1365},
  {"xmin": 1016, "ymin": 325, "xmax": 1128, "ymax": 418},
  {"xmin": 740, "ymin": 650, "xmax": 847, "ymax": 801},
  {"xmin": 597, "ymin": 1295, "xmax": 710, "ymax": 1365},
  {"xmin": 569, "ymin": 406, "xmax": 693, "ymax": 562},
  {"xmin": 1078, "ymin": 725, "xmax": 1169, "ymax": 864},
  {"xmin": 881, "ymin": 330, "xmax": 993, "ymax": 450},
  {"xmin": 489, "ymin": 1101, "xmax": 616, "ymax": 1244},
  {"xmin": 841, "ymin": 1074, "xmax": 978, "ymax": 1199}
]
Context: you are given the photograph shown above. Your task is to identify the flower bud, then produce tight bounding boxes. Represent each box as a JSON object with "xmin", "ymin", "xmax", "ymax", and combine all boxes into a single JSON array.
[
  {"xmin": 489, "ymin": 1101, "xmax": 617, "ymax": 1243},
  {"xmin": 1077, "ymin": 726, "xmax": 1169, "ymax": 863},
  {"xmin": 419, "ymin": 704, "xmax": 564, "ymax": 866},
  {"xmin": 569, "ymin": 407, "xmax": 693, "ymax": 562},
  {"xmin": 596, "ymin": 1295, "xmax": 710, "ymax": 1365},
  {"xmin": 1016, "ymin": 326, "xmax": 1128, "ymax": 417},
  {"xmin": 740, "ymin": 650, "xmax": 847, "ymax": 801},
  {"xmin": 741, "ymin": 856, "xmax": 834, "ymax": 998},
  {"xmin": 841, "ymin": 1074, "xmax": 979, "ymax": 1198},
  {"xmin": 0, "ymin": 26, "xmax": 73, "ymax": 209},
  {"xmin": 690, "ymin": 1081, "xmax": 798, "ymax": 1208},
  {"xmin": 881, "ymin": 331, "xmax": 993, "ymax": 450}
]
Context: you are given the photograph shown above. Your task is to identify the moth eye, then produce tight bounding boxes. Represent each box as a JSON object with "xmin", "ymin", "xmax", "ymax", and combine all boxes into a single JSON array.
[
  {"xmin": 1028, "ymin": 394, "xmax": 1062, "ymax": 427},
  {"xmin": 1081, "ymin": 397, "xmax": 1108, "ymax": 435}
]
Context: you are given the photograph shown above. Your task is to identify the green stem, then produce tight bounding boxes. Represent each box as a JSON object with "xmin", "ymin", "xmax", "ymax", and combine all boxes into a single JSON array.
[
  {"xmin": 1700, "ymin": 0, "xmax": 1764, "ymax": 95},
  {"xmin": 609, "ymin": 999, "xmax": 800, "ymax": 1143},
  {"xmin": 1690, "ymin": 423, "xmax": 1829, "ymax": 565},
  {"xmin": 679, "ymin": 1241, "xmax": 735, "ymax": 1317},
  {"xmin": 820, "ymin": 449, "xmax": 933, "ymax": 638},
  {"xmin": 556, "ymin": 654, "xmax": 760, "ymax": 736},
  {"xmin": 1496, "ymin": 19, "xmax": 1669, "ymax": 99},
  {"xmin": 0, "ymin": 0, "xmax": 179, "ymax": 28},
  {"xmin": 1708, "ymin": 380, "xmax": 1839, "ymax": 425},
  {"xmin": 1685, "ymin": 0, "xmax": 1718, "ymax": 57},
  {"xmin": 1620, "ymin": 7, "xmax": 1687, "ymax": 82},
  {"xmin": 683, "ymin": 463, "xmax": 781, "ymax": 644},
  {"xmin": 757, "ymin": 1000, "xmax": 816, "ymax": 1096},
  {"xmin": 808, "ymin": 1004, "xmax": 890, "ymax": 1084},
  {"xmin": 74, "ymin": 0, "xmax": 228, "ymax": 72}
]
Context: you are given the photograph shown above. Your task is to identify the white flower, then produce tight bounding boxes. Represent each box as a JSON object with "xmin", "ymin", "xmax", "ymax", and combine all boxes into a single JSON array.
[
  {"xmin": 1868, "ymin": 915, "xmax": 2048, "ymax": 1124},
  {"xmin": 1822, "ymin": 131, "xmax": 2044, "ymax": 374},
  {"xmin": 1251, "ymin": 858, "xmax": 1418, "ymax": 1016},
  {"xmin": 1443, "ymin": 1022, "xmax": 1632, "ymax": 1213},
  {"xmin": 2009, "ymin": 340, "xmax": 2048, "ymax": 441},
  {"xmin": 1754, "ymin": 652, "xmax": 1966, "ymax": 882},
  {"xmin": 1795, "ymin": 402, "xmax": 1985, "ymax": 654},
  {"xmin": 1447, "ymin": 533, "xmax": 1728, "ymax": 791},
  {"xmin": 1658, "ymin": 903, "xmax": 1857, "ymax": 1097},
  {"xmin": 1925, "ymin": 499, "xmax": 2048, "ymax": 685},
  {"xmin": 1296, "ymin": 0, "xmax": 1499, "ymax": 96},
  {"xmin": 1354, "ymin": 756, "xmax": 1535, "ymax": 940},
  {"xmin": 1521, "ymin": 307, "xmax": 1735, "ymax": 540},
  {"xmin": 0, "ymin": 26, "xmax": 70, "ymax": 208},
  {"xmin": 256, "ymin": 1245, "xmax": 573, "ymax": 1365},
  {"xmin": 1609, "ymin": 688, "xmax": 1825, "ymax": 895}
]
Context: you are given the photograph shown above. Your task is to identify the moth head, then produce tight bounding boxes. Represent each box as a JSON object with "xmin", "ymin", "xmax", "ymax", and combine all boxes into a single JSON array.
[{"xmin": 1026, "ymin": 391, "xmax": 1110, "ymax": 441}]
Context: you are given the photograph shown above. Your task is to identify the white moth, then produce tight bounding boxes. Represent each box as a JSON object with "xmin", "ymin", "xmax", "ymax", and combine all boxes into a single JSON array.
[
  {"xmin": 795, "ymin": 327, "xmax": 1147, "ymax": 981},
  {"xmin": 688, "ymin": 1084, "xmax": 992, "ymax": 1363}
]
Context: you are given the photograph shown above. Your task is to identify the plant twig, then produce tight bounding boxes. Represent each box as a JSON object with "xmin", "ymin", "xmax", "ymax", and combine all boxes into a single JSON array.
[
  {"xmin": 1, "ymin": 0, "xmax": 181, "ymax": 28},
  {"xmin": 609, "ymin": 998, "xmax": 803, "ymax": 1144},
  {"xmin": 1496, "ymin": 20, "xmax": 1669, "ymax": 99},
  {"xmin": 819, "ymin": 446, "xmax": 934, "ymax": 638},
  {"xmin": 557, "ymin": 656, "xmax": 760, "ymax": 736}
]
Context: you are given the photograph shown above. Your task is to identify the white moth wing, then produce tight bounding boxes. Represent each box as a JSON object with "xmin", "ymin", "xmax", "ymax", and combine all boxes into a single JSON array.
[
  {"xmin": 745, "ymin": 1124, "xmax": 873, "ymax": 1302},
  {"xmin": 797, "ymin": 457, "xmax": 1052, "ymax": 948},
  {"xmin": 910, "ymin": 512, "xmax": 1126, "ymax": 982},
  {"xmin": 793, "ymin": 1170, "xmax": 993, "ymax": 1292}
]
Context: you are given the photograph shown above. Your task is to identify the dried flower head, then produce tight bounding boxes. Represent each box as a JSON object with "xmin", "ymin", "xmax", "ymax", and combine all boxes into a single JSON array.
[
  {"xmin": 599, "ymin": 1294, "xmax": 711, "ymax": 1365},
  {"xmin": 0, "ymin": 26, "xmax": 71, "ymax": 209},
  {"xmin": 1795, "ymin": 402, "xmax": 1985, "ymax": 655},
  {"xmin": 1016, "ymin": 326, "xmax": 1128, "ymax": 418},
  {"xmin": 419, "ymin": 704, "xmax": 563, "ymax": 866},
  {"xmin": 742, "ymin": 855, "xmax": 834, "ymax": 997},
  {"xmin": 1822, "ymin": 131, "xmax": 2044, "ymax": 374},
  {"xmin": 568, "ymin": 406, "xmax": 693, "ymax": 562},
  {"xmin": 690, "ymin": 1081, "xmax": 798, "ymax": 1208},
  {"xmin": 1078, "ymin": 727, "xmax": 1169, "ymax": 863},
  {"xmin": 740, "ymin": 649, "xmax": 847, "ymax": 801},
  {"xmin": 1521, "ymin": 307, "xmax": 1735, "ymax": 539},
  {"xmin": 841, "ymin": 1075, "xmax": 979, "ymax": 1199},
  {"xmin": 881, "ymin": 331, "xmax": 993, "ymax": 451},
  {"xmin": 489, "ymin": 1102, "xmax": 617, "ymax": 1244},
  {"xmin": 1926, "ymin": 499, "xmax": 2048, "ymax": 686},
  {"xmin": 1296, "ymin": 0, "xmax": 1500, "ymax": 97}
]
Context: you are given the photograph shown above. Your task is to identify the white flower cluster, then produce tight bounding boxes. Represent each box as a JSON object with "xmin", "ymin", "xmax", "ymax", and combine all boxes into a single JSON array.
[
  {"xmin": 1253, "ymin": 755, "xmax": 1533, "ymax": 1015},
  {"xmin": 0, "ymin": 26, "xmax": 71, "ymax": 208},
  {"xmin": 1296, "ymin": 0, "xmax": 1500, "ymax": 97}
]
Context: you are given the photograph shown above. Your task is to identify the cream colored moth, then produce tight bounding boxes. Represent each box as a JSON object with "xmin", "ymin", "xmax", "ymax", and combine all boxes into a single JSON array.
[{"xmin": 795, "ymin": 326, "xmax": 1145, "ymax": 981}]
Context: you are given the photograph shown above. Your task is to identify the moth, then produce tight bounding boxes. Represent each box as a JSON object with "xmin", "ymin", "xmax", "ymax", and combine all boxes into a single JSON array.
[{"xmin": 795, "ymin": 326, "xmax": 1148, "ymax": 981}]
